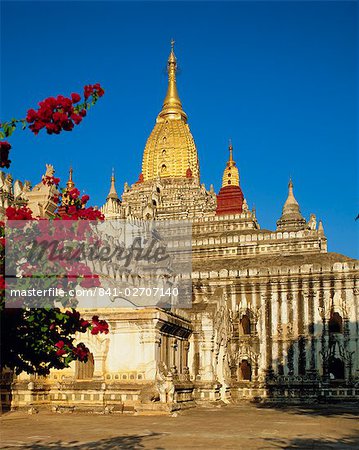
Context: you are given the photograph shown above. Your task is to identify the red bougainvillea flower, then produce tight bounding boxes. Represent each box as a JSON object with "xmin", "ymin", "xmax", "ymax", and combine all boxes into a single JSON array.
[
  {"xmin": 70, "ymin": 113, "xmax": 82, "ymax": 125},
  {"xmin": 26, "ymin": 109, "xmax": 37, "ymax": 123},
  {"xmin": 71, "ymin": 93, "xmax": 81, "ymax": 104},
  {"xmin": 91, "ymin": 315, "xmax": 109, "ymax": 335},
  {"xmin": 84, "ymin": 85, "xmax": 94, "ymax": 100},
  {"xmin": 72, "ymin": 343, "xmax": 89, "ymax": 361},
  {"xmin": 77, "ymin": 208, "xmax": 104, "ymax": 221},
  {"xmin": 84, "ymin": 83, "xmax": 105, "ymax": 100},
  {"xmin": 93, "ymin": 83, "xmax": 105, "ymax": 97},
  {"xmin": 26, "ymin": 94, "xmax": 80, "ymax": 135},
  {"xmin": 0, "ymin": 141, "xmax": 11, "ymax": 168},
  {"xmin": 42, "ymin": 175, "xmax": 60, "ymax": 186},
  {"xmin": 6, "ymin": 205, "xmax": 34, "ymax": 220},
  {"xmin": 81, "ymin": 195, "xmax": 90, "ymax": 204},
  {"xmin": 65, "ymin": 310, "xmax": 81, "ymax": 321},
  {"xmin": 55, "ymin": 340, "xmax": 67, "ymax": 356},
  {"xmin": 68, "ymin": 188, "xmax": 80, "ymax": 200}
]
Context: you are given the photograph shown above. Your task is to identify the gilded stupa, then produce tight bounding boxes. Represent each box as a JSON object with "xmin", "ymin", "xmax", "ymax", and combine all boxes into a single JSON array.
[
  {"xmin": 120, "ymin": 41, "xmax": 216, "ymax": 220},
  {"xmin": 141, "ymin": 40, "xmax": 200, "ymax": 182}
]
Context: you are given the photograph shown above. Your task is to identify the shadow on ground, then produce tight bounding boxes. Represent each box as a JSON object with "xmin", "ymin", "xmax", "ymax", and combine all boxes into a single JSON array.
[
  {"xmin": 255, "ymin": 402, "xmax": 359, "ymax": 418},
  {"xmin": 263, "ymin": 430, "xmax": 359, "ymax": 449},
  {"xmin": 4, "ymin": 431, "xmax": 359, "ymax": 450},
  {"xmin": 2, "ymin": 432, "xmax": 165, "ymax": 450}
]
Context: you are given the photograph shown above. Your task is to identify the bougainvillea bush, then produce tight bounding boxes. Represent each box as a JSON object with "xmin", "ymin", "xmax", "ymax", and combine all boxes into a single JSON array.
[
  {"xmin": 0, "ymin": 84, "xmax": 109, "ymax": 376},
  {"xmin": 0, "ymin": 83, "xmax": 104, "ymax": 169}
]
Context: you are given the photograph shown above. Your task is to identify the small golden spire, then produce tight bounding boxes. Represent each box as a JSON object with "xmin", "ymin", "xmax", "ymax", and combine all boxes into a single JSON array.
[
  {"xmin": 66, "ymin": 166, "xmax": 75, "ymax": 189},
  {"xmin": 158, "ymin": 40, "xmax": 187, "ymax": 121},
  {"xmin": 222, "ymin": 141, "xmax": 240, "ymax": 187},
  {"xmin": 107, "ymin": 168, "xmax": 119, "ymax": 199},
  {"xmin": 61, "ymin": 166, "xmax": 76, "ymax": 207}
]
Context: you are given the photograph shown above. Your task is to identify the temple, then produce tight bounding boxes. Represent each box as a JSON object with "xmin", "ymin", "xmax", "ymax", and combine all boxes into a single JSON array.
[{"xmin": 1, "ymin": 43, "xmax": 358, "ymax": 413}]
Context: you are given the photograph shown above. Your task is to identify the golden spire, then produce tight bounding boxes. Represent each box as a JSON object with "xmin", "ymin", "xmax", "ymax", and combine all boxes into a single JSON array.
[
  {"xmin": 66, "ymin": 166, "xmax": 75, "ymax": 189},
  {"xmin": 158, "ymin": 40, "xmax": 187, "ymax": 121},
  {"xmin": 141, "ymin": 42, "xmax": 200, "ymax": 181},
  {"xmin": 107, "ymin": 168, "xmax": 119, "ymax": 199},
  {"xmin": 222, "ymin": 140, "xmax": 240, "ymax": 187},
  {"xmin": 61, "ymin": 166, "xmax": 76, "ymax": 207}
]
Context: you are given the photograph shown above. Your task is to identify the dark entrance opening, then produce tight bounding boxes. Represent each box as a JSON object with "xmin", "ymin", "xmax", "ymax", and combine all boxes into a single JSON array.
[
  {"xmin": 240, "ymin": 315, "xmax": 251, "ymax": 335},
  {"xmin": 239, "ymin": 360, "xmax": 251, "ymax": 381},
  {"xmin": 328, "ymin": 312, "xmax": 343, "ymax": 334},
  {"xmin": 328, "ymin": 357, "xmax": 344, "ymax": 380}
]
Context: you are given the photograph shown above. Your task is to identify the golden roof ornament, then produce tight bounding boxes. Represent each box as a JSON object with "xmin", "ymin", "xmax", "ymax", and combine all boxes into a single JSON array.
[
  {"xmin": 61, "ymin": 166, "xmax": 77, "ymax": 207},
  {"xmin": 107, "ymin": 168, "xmax": 119, "ymax": 200},
  {"xmin": 66, "ymin": 166, "xmax": 75, "ymax": 190},
  {"xmin": 158, "ymin": 39, "xmax": 187, "ymax": 122},
  {"xmin": 222, "ymin": 140, "xmax": 240, "ymax": 188}
]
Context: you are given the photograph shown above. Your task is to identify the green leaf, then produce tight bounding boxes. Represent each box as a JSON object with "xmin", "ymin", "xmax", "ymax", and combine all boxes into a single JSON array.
[
  {"xmin": 3, "ymin": 123, "xmax": 16, "ymax": 137},
  {"xmin": 0, "ymin": 131, "xmax": 4, "ymax": 139}
]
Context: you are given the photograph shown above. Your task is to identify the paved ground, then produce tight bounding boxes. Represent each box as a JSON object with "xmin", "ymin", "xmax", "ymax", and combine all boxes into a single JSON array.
[{"xmin": 1, "ymin": 403, "xmax": 359, "ymax": 449}]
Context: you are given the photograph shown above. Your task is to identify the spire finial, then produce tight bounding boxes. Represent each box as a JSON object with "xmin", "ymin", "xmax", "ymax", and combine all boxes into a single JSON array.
[
  {"xmin": 229, "ymin": 139, "xmax": 233, "ymax": 162},
  {"xmin": 66, "ymin": 165, "xmax": 75, "ymax": 189},
  {"xmin": 158, "ymin": 40, "xmax": 187, "ymax": 121},
  {"xmin": 107, "ymin": 169, "xmax": 118, "ymax": 200}
]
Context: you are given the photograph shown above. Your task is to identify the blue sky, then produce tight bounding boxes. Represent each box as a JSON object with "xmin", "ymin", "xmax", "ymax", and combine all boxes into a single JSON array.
[{"xmin": 1, "ymin": 1, "xmax": 358, "ymax": 258}]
